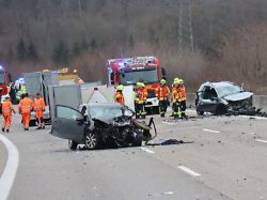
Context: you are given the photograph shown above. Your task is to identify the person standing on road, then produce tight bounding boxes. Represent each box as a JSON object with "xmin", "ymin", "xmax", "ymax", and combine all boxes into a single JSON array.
[
  {"xmin": 172, "ymin": 78, "xmax": 182, "ymax": 119},
  {"xmin": 114, "ymin": 84, "xmax": 125, "ymax": 105},
  {"xmin": 18, "ymin": 93, "xmax": 33, "ymax": 131},
  {"xmin": 156, "ymin": 78, "xmax": 170, "ymax": 118},
  {"xmin": 172, "ymin": 78, "xmax": 187, "ymax": 119},
  {"xmin": 134, "ymin": 82, "xmax": 148, "ymax": 119},
  {"xmin": 33, "ymin": 93, "xmax": 46, "ymax": 129},
  {"xmin": 178, "ymin": 79, "xmax": 187, "ymax": 119},
  {"xmin": 1, "ymin": 96, "xmax": 15, "ymax": 132}
]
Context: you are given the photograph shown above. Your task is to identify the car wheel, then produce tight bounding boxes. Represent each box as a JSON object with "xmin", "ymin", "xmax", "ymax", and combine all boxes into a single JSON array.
[
  {"xmin": 68, "ymin": 140, "xmax": 78, "ymax": 151},
  {"xmin": 84, "ymin": 131, "xmax": 99, "ymax": 150},
  {"xmin": 215, "ymin": 104, "xmax": 227, "ymax": 115},
  {"xmin": 196, "ymin": 109, "xmax": 204, "ymax": 116},
  {"xmin": 133, "ymin": 133, "xmax": 143, "ymax": 147},
  {"xmin": 29, "ymin": 120, "xmax": 36, "ymax": 127}
]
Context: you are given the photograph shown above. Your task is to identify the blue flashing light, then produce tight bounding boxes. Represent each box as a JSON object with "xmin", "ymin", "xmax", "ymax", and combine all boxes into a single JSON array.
[{"xmin": 0, "ymin": 65, "xmax": 4, "ymax": 70}]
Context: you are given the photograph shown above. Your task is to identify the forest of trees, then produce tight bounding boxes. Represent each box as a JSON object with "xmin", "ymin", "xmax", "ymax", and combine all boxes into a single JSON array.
[{"xmin": 1, "ymin": 0, "xmax": 267, "ymax": 92}]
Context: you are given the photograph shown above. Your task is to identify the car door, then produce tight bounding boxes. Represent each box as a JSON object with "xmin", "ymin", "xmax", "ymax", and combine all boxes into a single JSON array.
[
  {"xmin": 51, "ymin": 105, "xmax": 85, "ymax": 142},
  {"xmin": 199, "ymin": 87, "xmax": 219, "ymax": 112}
]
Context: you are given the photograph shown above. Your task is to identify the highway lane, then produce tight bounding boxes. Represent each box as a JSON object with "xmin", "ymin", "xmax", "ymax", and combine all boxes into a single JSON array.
[
  {"xmin": 1, "ymin": 113, "xmax": 267, "ymax": 200},
  {"xmin": 0, "ymin": 141, "xmax": 7, "ymax": 177}
]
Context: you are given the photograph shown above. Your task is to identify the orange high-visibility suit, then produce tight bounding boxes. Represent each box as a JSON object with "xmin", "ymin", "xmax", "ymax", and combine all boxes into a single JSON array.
[
  {"xmin": 114, "ymin": 91, "xmax": 125, "ymax": 105},
  {"xmin": 172, "ymin": 85, "xmax": 187, "ymax": 118},
  {"xmin": 33, "ymin": 97, "xmax": 46, "ymax": 121},
  {"xmin": 2, "ymin": 99, "xmax": 14, "ymax": 130},
  {"xmin": 19, "ymin": 97, "xmax": 33, "ymax": 129},
  {"xmin": 156, "ymin": 85, "xmax": 170, "ymax": 117},
  {"xmin": 134, "ymin": 87, "xmax": 148, "ymax": 118}
]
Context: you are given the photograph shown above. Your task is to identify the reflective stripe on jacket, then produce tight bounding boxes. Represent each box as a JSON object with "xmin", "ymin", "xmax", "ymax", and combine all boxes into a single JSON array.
[
  {"xmin": 134, "ymin": 88, "xmax": 148, "ymax": 104},
  {"xmin": 172, "ymin": 85, "xmax": 186, "ymax": 102},
  {"xmin": 156, "ymin": 85, "xmax": 170, "ymax": 101}
]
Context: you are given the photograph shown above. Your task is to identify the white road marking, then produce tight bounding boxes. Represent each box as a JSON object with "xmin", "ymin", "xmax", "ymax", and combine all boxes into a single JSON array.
[
  {"xmin": 163, "ymin": 191, "xmax": 174, "ymax": 195},
  {"xmin": 0, "ymin": 134, "xmax": 19, "ymax": 200},
  {"xmin": 178, "ymin": 165, "xmax": 201, "ymax": 177},
  {"xmin": 202, "ymin": 128, "xmax": 221, "ymax": 134},
  {"xmin": 255, "ymin": 139, "xmax": 267, "ymax": 144},
  {"xmin": 240, "ymin": 115, "xmax": 267, "ymax": 120},
  {"xmin": 140, "ymin": 147, "xmax": 155, "ymax": 154},
  {"xmin": 162, "ymin": 121, "xmax": 177, "ymax": 125}
]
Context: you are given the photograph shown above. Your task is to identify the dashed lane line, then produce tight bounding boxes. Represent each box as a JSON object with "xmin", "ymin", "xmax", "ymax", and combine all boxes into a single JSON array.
[
  {"xmin": 140, "ymin": 147, "xmax": 155, "ymax": 154},
  {"xmin": 0, "ymin": 134, "xmax": 19, "ymax": 200},
  {"xmin": 202, "ymin": 128, "xmax": 221, "ymax": 134},
  {"xmin": 240, "ymin": 115, "xmax": 267, "ymax": 120},
  {"xmin": 255, "ymin": 139, "xmax": 267, "ymax": 144},
  {"xmin": 177, "ymin": 165, "xmax": 201, "ymax": 177}
]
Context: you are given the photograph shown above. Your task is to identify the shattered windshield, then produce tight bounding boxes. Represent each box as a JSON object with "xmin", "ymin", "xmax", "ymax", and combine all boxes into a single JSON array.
[
  {"xmin": 216, "ymin": 85, "xmax": 242, "ymax": 97},
  {"xmin": 119, "ymin": 68, "xmax": 158, "ymax": 85},
  {"xmin": 89, "ymin": 105, "xmax": 123, "ymax": 120}
]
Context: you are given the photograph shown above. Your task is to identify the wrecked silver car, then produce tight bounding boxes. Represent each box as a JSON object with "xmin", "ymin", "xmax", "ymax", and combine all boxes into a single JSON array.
[
  {"xmin": 195, "ymin": 81, "xmax": 254, "ymax": 115},
  {"xmin": 51, "ymin": 103, "xmax": 155, "ymax": 150}
]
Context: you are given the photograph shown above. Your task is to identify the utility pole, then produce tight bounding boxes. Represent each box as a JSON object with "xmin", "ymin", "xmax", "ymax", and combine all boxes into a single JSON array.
[{"xmin": 178, "ymin": 0, "xmax": 194, "ymax": 53}]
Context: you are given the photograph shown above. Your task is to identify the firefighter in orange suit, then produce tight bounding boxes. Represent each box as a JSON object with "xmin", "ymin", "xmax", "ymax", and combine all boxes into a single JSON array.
[
  {"xmin": 156, "ymin": 78, "xmax": 170, "ymax": 117},
  {"xmin": 19, "ymin": 93, "xmax": 33, "ymax": 131},
  {"xmin": 172, "ymin": 78, "xmax": 187, "ymax": 119},
  {"xmin": 2, "ymin": 96, "xmax": 15, "ymax": 132},
  {"xmin": 33, "ymin": 93, "xmax": 46, "ymax": 129},
  {"xmin": 134, "ymin": 82, "xmax": 148, "ymax": 119},
  {"xmin": 178, "ymin": 79, "xmax": 187, "ymax": 118},
  {"xmin": 114, "ymin": 84, "xmax": 125, "ymax": 105}
]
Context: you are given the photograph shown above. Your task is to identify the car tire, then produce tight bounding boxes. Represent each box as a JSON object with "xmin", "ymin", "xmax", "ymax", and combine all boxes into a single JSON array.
[
  {"xmin": 84, "ymin": 131, "xmax": 99, "ymax": 150},
  {"xmin": 133, "ymin": 136, "xmax": 143, "ymax": 147},
  {"xmin": 68, "ymin": 140, "xmax": 78, "ymax": 151},
  {"xmin": 196, "ymin": 109, "xmax": 204, "ymax": 116},
  {"xmin": 29, "ymin": 120, "xmax": 36, "ymax": 127},
  {"xmin": 215, "ymin": 104, "xmax": 227, "ymax": 115}
]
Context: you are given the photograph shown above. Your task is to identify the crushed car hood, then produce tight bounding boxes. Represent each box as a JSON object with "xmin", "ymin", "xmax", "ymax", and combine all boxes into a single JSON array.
[{"xmin": 223, "ymin": 92, "xmax": 253, "ymax": 102}]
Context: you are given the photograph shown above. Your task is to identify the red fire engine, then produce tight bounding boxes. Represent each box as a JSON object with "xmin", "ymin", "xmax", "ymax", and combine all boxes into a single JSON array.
[{"xmin": 107, "ymin": 56, "xmax": 166, "ymax": 113}]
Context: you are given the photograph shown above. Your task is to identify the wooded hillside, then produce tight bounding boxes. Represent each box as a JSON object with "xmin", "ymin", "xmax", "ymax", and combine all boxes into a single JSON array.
[{"xmin": 1, "ymin": 0, "xmax": 267, "ymax": 92}]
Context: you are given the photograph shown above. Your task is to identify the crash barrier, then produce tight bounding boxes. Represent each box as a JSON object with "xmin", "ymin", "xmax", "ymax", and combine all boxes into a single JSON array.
[
  {"xmin": 186, "ymin": 93, "xmax": 267, "ymax": 112},
  {"xmin": 253, "ymin": 95, "xmax": 267, "ymax": 112},
  {"xmin": 186, "ymin": 93, "xmax": 196, "ymax": 108}
]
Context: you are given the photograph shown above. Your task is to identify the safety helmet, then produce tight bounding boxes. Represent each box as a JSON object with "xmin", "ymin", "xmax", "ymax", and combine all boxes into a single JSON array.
[
  {"xmin": 173, "ymin": 77, "xmax": 180, "ymax": 85},
  {"xmin": 136, "ymin": 82, "xmax": 143, "ymax": 88},
  {"xmin": 116, "ymin": 84, "xmax": 124, "ymax": 91},
  {"xmin": 160, "ymin": 79, "xmax": 166, "ymax": 84},
  {"xmin": 178, "ymin": 79, "xmax": 184, "ymax": 85}
]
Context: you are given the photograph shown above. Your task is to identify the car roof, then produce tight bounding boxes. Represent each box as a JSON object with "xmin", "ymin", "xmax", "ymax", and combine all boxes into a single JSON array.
[
  {"xmin": 199, "ymin": 81, "xmax": 236, "ymax": 90},
  {"xmin": 87, "ymin": 103, "xmax": 122, "ymax": 107}
]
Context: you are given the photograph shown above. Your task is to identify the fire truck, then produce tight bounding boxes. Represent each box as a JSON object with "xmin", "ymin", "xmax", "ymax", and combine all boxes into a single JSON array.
[{"xmin": 107, "ymin": 56, "xmax": 166, "ymax": 113}]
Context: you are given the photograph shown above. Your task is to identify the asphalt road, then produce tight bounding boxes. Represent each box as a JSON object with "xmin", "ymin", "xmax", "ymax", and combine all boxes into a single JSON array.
[{"xmin": 1, "ymin": 112, "xmax": 267, "ymax": 200}]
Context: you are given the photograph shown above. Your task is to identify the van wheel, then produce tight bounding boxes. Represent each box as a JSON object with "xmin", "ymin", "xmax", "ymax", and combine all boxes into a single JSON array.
[
  {"xmin": 84, "ymin": 131, "xmax": 99, "ymax": 150},
  {"xmin": 68, "ymin": 140, "xmax": 78, "ymax": 150}
]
